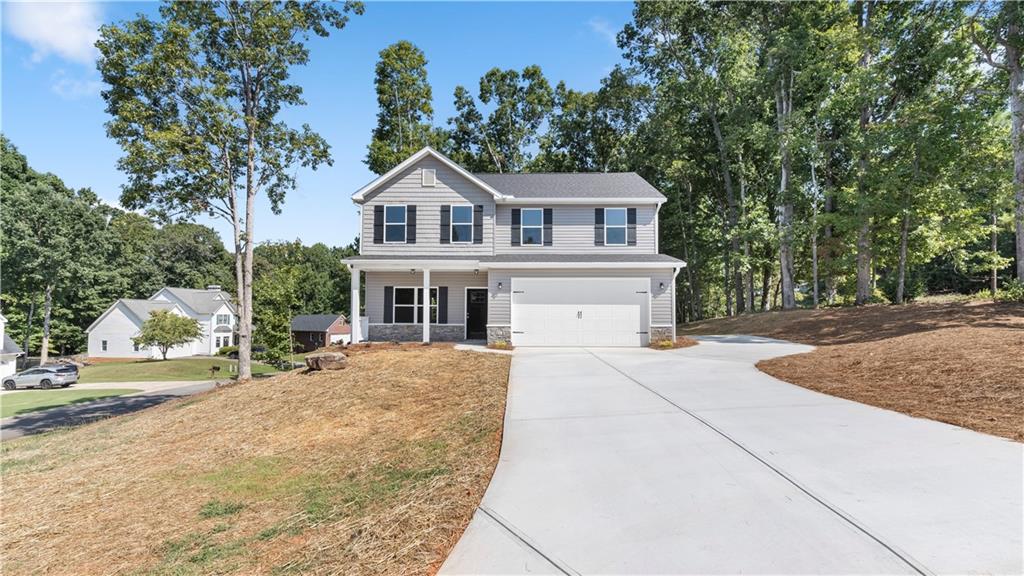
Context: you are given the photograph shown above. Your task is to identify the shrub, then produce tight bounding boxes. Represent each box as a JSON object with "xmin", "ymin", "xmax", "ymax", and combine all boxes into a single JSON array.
[
  {"xmin": 488, "ymin": 340, "xmax": 512, "ymax": 350},
  {"xmin": 878, "ymin": 273, "xmax": 925, "ymax": 304},
  {"xmin": 217, "ymin": 345, "xmax": 238, "ymax": 356},
  {"xmin": 997, "ymin": 279, "xmax": 1024, "ymax": 303}
]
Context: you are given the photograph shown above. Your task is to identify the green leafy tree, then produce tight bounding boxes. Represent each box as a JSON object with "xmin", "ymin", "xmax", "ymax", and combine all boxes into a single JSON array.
[
  {"xmin": 97, "ymin": 0, "xmax": 362, "ymax": 379},
  {"xmin": 252, "ymin": 264, "xmax": 299, "ymax": 363},
  {"xmin": 133, "ymin": 309, "xmax": 202, "ymax": 360}
]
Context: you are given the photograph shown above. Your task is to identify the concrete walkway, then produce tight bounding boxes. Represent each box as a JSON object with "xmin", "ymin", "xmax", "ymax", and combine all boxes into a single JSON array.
[
  {"xmin": 1, "ymin": 380, "xmax": 217, "ymax": 440},
  {"xmin": 441, "ymin": 337, "xmax": 1023, "ymax": 575}
]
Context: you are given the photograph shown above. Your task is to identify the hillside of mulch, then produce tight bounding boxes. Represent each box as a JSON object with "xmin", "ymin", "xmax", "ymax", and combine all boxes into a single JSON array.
[
  {"xmin": 1, "ymin": 346, "xmax": 511, "ymax": 575},
  {"xmin": 680, "ymin": 301, "xmax": 1024, "ymax": 441}
]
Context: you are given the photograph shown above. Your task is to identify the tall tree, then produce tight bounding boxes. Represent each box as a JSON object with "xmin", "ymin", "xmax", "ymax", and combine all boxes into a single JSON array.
[
  {"xmin": 366, "ymin": 40, "xmax": 439, "ymax": 175},
  {"xmin": 97, "ymin": 0, "xmax": 362, "ymax": 379}
]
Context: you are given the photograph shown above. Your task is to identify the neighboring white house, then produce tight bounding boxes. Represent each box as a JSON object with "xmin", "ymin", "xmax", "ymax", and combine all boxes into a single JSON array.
[
  {"xmin": 86, "ymin": 286, "xmax": 237, "ymax": 359},
  {"xmin": 0, "ymin": 313, "xmax": 25, "ymax": 377}
]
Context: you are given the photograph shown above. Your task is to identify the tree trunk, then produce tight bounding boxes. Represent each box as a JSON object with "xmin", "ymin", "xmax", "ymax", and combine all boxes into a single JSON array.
[
  {"xmin": 22, "ymin": 300, "xmax": 34, "ymax": 368},
  {"xmin": 761, "ymin": 244, "xmax": 773, "ymax": 312},
  {"xmin": 776, "ymin": 74, "xmax": 796, "ymax": 310},
  {"xmin": 855, "ymin": 0, "xmax": 874, "ymax": 305},
  {"xmin": 896, "ymin": 210, "xmax": 909, "ymax": 304},
  {"xmin": 39, "ymin": 284, "xmax": 53, "ymax": 365},
  {"xmin": 823, "ymin": 192, "xmax": 836, "ymax": 304},
  {"xmin": 810, "ymin": 161, "xmax": 820, "ymax": 308},
  {"xmin": 1009, "ymin": 39, "xmax": 1024, "ymax": 281},
  {"xmin": 991, "ymin": 210, "xmax": 999, "ymax": 296},
  {"xmin": 709, "ymin": 109, "xmax": 743, "ymax": 314},
  {"xmin": 738, "ymin": 161, "xmax": 754, "ymax": 311},
  {"xmin": 238, "ymin": 124, "xmax": 256, "ymax": 380}
]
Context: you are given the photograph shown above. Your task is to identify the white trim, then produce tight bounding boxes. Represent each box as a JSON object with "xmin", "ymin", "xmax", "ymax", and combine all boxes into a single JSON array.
[
  {"xmin": 655, "ymin": 203, "xmax": 661, "ymax": 253},
  {"xmin": 450, "ymin": 204, "xmax": 474, "ymax": 244},
  {"xmin": 421, "ymin": 168, "xmax": 436, "ymax": 187},
  {"xmin": 464, "ymin": 286, "xmax": 489, "ymax": 340},
  {"xmin": 391, "ymin": 286, "xmax": 439, "ymax": 325},
  {"xmin": 520, "ymin": 208, "xmax": 544, "ymax": 246},
  {"xmin": 604, "ymin": 207, "xmax": 628, "ymax": 246},
  {"xmin": 501, "ymin": 197, "xmax": 663, "ymax": 205},
  {"xmin": 672, "ymin": 266, "xmax": 682, "ymax": 343},
  {"xmin": 486, "ymin": 261, "xmax": 681, "ymax": 270},
  {"xmin": 343, "ymin": 259, "xmax": 684, "ymax": 271},
  {"xmin": 384, "ymin": 204, "xmax": 408, "ymax": 244},
  {"xmin": 352, "ymin": 147, "xmax": 507, "ymax": 203},
  {"xmin": 368, "ymin": 323, "xmax": 465, "ymax": 326}
]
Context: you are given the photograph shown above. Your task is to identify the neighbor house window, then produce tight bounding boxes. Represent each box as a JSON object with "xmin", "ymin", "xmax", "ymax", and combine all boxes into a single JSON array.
[
  {"xmin": 133, "ymin": 342, "xmax": 140, "ymax": 352},
  {"xmin": 451, "ymin": 205, "xmax": 473, "ymax": 243},
  {"xmin": 102, "ymin": 340, "xmax": 108, "ymax": 352},
  {"xmin": 216, "ymin": 313, "xmax": 231, "ymax": 326},
  {"xmin": 605, "ymin": 208, "xmax": 627, "ymax": 245},
  {"xmin": 393, "ymin": 287, "xmax": 438, "ymax": 324},
  {"xmin": 521, "ymin": 208, "xmax": 543, "ymax": 246},
  {"xmin": 384, "ymin": 205, "xmax": 407, "ymax": 243}
]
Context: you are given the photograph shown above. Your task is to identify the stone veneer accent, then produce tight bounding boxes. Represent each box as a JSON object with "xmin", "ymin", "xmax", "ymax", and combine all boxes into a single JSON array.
[
  {"xmin": 486, "ymin": 325, "xmax": 511, "ymax": 346},
  {"xmin": 368, "ymin": 324, "xmax": 465, "ymax": 342},
  {"xmin": 649, "ymin": 326, "xmax": 674, "ymax": 343}
]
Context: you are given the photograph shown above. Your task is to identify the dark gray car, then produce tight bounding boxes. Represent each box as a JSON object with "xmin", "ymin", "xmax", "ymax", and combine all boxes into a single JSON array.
[{"xmin": 3, "ymin": 365, "xmax": 79, "ymax": 390}]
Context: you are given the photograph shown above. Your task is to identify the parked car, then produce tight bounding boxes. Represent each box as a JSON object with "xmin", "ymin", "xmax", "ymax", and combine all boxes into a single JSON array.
[{"xmin": 2, "ymin": 365, "xmax": 79, "ymax": 390}]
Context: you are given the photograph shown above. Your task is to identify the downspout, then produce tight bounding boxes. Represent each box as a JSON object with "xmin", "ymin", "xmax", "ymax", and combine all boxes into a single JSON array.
[{"xmin": 672, "ymin": 265, "xmax": 683, "ymax": 342}]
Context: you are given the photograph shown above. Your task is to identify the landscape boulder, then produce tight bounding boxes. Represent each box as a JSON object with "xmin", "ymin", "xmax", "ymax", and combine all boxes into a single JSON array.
[{"xmin": 305, "ymin": 352, "xmax": 348, "ymax": 371}]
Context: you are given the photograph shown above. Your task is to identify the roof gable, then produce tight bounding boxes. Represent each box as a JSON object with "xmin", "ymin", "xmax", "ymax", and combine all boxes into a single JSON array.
[
  {"xmin": 152, "ymin": 287, "xmax": 237, "ymax": 315},
  {"xmin": 291, "ymin": 314, "xmax": 344, "ymax": 332},
  {"xmin": 351, "ymin": 147, "xmax": 507, "ymax": 204},
  {"xmin": 86, "ymin": 299, "xmax": 179, "ymax": 332}
]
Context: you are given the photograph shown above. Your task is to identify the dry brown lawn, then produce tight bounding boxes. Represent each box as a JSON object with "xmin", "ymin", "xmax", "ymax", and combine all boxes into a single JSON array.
[
  {"xmin": 0, "ymin": 345, "xmax": 511, "ymax": 575},
  {"xmin": 680, "ymin": 301, "xmax": 1024, "ymax": 441}
]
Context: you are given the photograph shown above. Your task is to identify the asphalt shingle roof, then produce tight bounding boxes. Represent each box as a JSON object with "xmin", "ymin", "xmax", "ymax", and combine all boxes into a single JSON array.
[
  {"xmin": 2, "ymin": 334, "xmax": 23, "ymax": 356},
  {"xmin": 121, "ymin": 299, "xmax": 177, "ymax": 323},
  {"xmin": 474, "ymin": 172, "xmax": 665, "ymax": 201},
  {"xmin": 161, "ymin": 287, "xmax": 236, "ymax": 315},
  {"xmin": 291, "ymin": 314, "xmax": 344, "ymax": 332}
]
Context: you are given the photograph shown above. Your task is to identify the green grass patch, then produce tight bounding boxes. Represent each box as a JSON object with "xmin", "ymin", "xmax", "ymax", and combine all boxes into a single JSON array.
[
  {"xmin": 199, "ymin": 499, "xmax": 245, "ymax": 519},
  {"xmin": 0, "ymin": 389, "xmax": 140, "ymax": 419},
  {"xmin": 198, "ymin": 456, "xmax": 289, "ymax": 499},
  {"xmin": 79, "ymin": 358, "xmax": 278, "ymax": 384}
]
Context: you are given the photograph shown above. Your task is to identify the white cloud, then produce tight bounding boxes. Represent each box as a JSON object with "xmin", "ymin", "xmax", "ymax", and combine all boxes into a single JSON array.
[
  {"xmin": 5, "ymin": 1, "xmax": 102, "ymax": 66},
  {"xmin": 50, "ymin": 68, "xmax": 102, "ymax": 99},
  {"xmin": 588, "ymin": 17, "xmax": 618, "ymax": 49}
]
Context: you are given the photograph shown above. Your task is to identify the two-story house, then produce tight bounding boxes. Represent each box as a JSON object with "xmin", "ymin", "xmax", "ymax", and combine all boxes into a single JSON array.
[
  {"xmin": 86, "ymin": 286, "xmax": 237, "ymax": 359},
  {"xmin": 343, "ymin": 147, "xmax": 685, "ymax": 347}
]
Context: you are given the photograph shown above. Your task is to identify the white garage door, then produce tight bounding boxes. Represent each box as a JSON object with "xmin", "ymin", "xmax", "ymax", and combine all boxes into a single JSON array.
[{"xmin": 511, "ymin": 277, "xmax": 650, "ymax": 347}]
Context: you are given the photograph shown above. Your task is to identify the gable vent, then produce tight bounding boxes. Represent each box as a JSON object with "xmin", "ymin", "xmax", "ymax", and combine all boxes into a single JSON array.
[{"xmin": 421, "ymin": 168, "xmax": 436, "ymax": 187}]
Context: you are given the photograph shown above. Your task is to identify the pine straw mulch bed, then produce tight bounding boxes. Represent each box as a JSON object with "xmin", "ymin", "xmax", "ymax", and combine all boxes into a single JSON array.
[
  {"xmin": 0, "ymin": 346, "xmax": 511, "ymax": 575},
  {"xmin": 680, "ymin": 301, "xmax": 1024, "ymax": 442},
  {"xmin": 649, "ymin": 336, "xmax": 699, "ymax": 350}
]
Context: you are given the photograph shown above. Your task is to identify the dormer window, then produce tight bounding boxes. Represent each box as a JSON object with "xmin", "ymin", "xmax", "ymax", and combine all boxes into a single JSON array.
[
  {"xmin": 604, "ymin": 208, "xmax": 627, "ymax": 245},
  {"xmin": 385, "ymin": 205, "xmax": 407, "ymax": 243},
  {"xmin": 216, "ymin": 313, "xmax": 231, "ymax": 326},
  {"xmin": 421, "ymin": 168, "xmax": 436, "ymax": 187}
]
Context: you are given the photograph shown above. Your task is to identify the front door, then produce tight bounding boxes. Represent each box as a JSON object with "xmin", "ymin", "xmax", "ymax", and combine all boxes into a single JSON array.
[{"xmin": 466, "ymin": 288, "xmax": 488, "ymax": 340}]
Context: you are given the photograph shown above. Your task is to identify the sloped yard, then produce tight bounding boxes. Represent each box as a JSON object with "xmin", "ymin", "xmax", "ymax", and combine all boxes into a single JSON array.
[
  {"xmin": 680, "ymin": 301, "xmax": 1024, "ymax": 441},
  {"xmin": 1, "ymin": 345, "xmax": 511, "ymax": 575}
]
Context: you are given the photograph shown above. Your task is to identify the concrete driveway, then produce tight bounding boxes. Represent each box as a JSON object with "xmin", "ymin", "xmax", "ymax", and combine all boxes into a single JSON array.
[{"xmin": 441, "ymin": 337, "xmax": 1022, "ymax": 575}]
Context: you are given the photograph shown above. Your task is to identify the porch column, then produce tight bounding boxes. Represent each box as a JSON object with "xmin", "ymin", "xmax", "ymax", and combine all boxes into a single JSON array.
[
  {"xmin": 349, "ymin": 265, "xmax": 361, "ymax": 344},
  {"xmin": 422, "ymin": 268, "xmax": 431, "ymax": 343}
]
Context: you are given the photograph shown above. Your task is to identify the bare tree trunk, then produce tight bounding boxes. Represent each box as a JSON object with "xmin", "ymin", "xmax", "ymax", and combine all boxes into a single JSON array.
[
  {"xmin": 738, "ymin": 160, "xmax": 754, "ymax": 311},
  {"xmin": 991, "ymin": 210, "xmax": 1000, "ymax": 296},
  {"xmin": 22, "ymin": 301, "xmax": 34, "ymax": 369},
  {"xmin": 809, "ymin": 160, "xmax": 820, "ymax": 308},
  {"xmin": 761, "ymin": 244, "xmax": 773, "ymax": 312},
  {"xmin": 823, "ymin": 193, "xmax": 836, "ymax": 304},
  {"xmin": 238, "ymin": 124, "xmax": 256, "ymax": 380},
  {"xmin": 776, "ymin": 73, "xmax": 796, "ymax": 310},
  {"xmin": 896, "ymin": 210, "xmax": 909, "ymax": 304},
  {"xmin": 39, "ymin": 284, "xmax": 53, "ymax": 365},
  {"xmin": 1010, "ymin": 46, "xmax": 1024, "ymax": 281},
  {"xmin": 855, "ymin": 0, "xmax": 874, "ymax": 305},
  {"xmin": 709, "ymin": 110, "xmax": 743, "ymax": 313}
]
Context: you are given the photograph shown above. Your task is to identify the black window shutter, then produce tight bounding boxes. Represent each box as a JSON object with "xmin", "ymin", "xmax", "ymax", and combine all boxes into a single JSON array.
[
  {"xmin": 511, "ymin": 208, "xmax": 521, "ymax": 246},
  {"xmin": 438, "ymin": 286, "xmax": 448, "ymax": 324},
  {"xmin": 473, "ymin": 205, "xmax": 484, "ymax": 244},
  {"xmin": 383, "ymin": 286, "xmax": 394, "ymax": 324},
  {"xmin": 543, "ymin": 208, "xmax": 553, "ymax": 246},
  {"xmin": 407, "ymin": 205, "xmax": 417, "ymax": 243},
  {"xmin": 627, "ymin": 208, "xmax": 637, "ymax": 246},
  {"xmin": 594, "ymin": 208, "xmax": 605, "ymax": 246},
  {"xmin": 373, "ymin": 206, "xmax": 384, "ymax": 244},
  {"xmin": 440, "ymin": 205, "xmax": 451, "ymax": 244}
]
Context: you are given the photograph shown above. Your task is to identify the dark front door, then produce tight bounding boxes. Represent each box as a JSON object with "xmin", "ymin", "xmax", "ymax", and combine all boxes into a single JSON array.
[{"xmin": 466, "ymin": 288, "xmax": 488, "ymax": 340}]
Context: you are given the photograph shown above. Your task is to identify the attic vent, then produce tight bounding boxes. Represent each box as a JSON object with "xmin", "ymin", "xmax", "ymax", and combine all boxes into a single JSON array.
[
  {"xmin": 422, "ymin": 168, "xmax": 436, "ymax": 187},
  {"xmin": 206, "ymin": 285, "xmax": 221, "ymax": 291}
]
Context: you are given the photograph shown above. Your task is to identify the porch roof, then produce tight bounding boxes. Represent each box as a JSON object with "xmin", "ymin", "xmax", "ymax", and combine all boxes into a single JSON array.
[{"xmin": 343, "ymin": 253, "xmax": 685, "ymax": 270}]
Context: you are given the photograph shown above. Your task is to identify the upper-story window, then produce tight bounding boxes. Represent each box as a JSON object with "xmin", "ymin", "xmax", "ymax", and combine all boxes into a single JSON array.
[
  {"xmin": 451, "ymin": 205, "xmax": 473, "ymax": 243},
  {"xmin": 521, "ymin": 208, "xmax": 544, "ymax": 246},
  {"xmin": 385, "ymin": 205, "xmax": 407, "ymax": 243},
  {"xmin": 605, "ymin": 208, "xmax": 627, "ymax": 245},
  {"xmin": 216, "ymin": 313, "xmax": 231, "ymax": 326}
]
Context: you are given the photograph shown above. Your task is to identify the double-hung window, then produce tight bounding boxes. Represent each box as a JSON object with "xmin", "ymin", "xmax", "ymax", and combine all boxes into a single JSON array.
[
  {"xmin": 384, "ymin": 205, "xmax": 407, "ymax": 243},
  {"xmin": 604, "ymin": 208, "xmax": 627, "ymax": 245},
  {"xmin": 393, "ymin": 287, "xmax": 438, "ymax": 324},
  {"xmin": 451, "ymin": 205, "xmax": 473, "ymax": 243},
  {"xmin": 521, "ymin": 208, "xmax": 544, "ymax": 246},
  {"xmin": 216, "ymin": 313, "xmax": 231, "ymax": 326}
]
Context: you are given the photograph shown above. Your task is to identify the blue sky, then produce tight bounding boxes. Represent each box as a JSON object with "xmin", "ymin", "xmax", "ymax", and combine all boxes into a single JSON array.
[{"xmin": 2, "ymin": 1, "xmax": 632, "ymax": 248}]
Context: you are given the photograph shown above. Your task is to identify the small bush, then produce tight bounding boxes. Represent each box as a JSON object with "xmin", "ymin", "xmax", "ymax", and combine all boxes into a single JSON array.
[
  {"xmin": 878, "ymin": 273, "xmax": 925, "ymax": 304},
  {"xmin": 199, "ymin": 499, "xmax": 245, "ymax": 519},
  {"xmin": 655, "ymin": 339, "xmax": 674, "ymax": 349},
  {"xmin": 488, "ymin": 340, "xmax": 512, "ymax": 350},
  {"xmin": 217, "ymin": 346, "xmax": 238, "ymax": 356},
  {"xmin": 997, "ymin": 279, "xmax": 1024, "ymax": 303}
]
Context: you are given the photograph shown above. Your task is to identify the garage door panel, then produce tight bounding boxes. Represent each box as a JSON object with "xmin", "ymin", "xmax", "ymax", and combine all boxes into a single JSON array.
[{"xmin": 511, "ymin": 278, "xmax": 649, "ymax": 347}]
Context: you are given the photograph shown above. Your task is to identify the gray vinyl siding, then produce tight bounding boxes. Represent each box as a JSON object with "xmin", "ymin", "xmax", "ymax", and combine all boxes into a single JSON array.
[
  {"xmin": 487, "ymin": 269, "xmax": 675, "ymax": 327},
  {"xmin": 364, "ymin": 271, "xmax": 488, "ymax": 325},
  {"xmin": 360, "ymin": 157, "xmax": 495, "ymax": 256},
  {"xmin": 494, "ymin": 205, "xmax": 658, "ymax": 254}
]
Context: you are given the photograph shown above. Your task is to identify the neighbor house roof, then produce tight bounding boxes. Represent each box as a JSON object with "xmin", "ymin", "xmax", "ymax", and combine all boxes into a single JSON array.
[
  {"xmin": 2, "ymin": 334, "xmax": 23, "ymax": 356},
  {"xmin": 474, "ymin": 173, "xmax": 666, "ymax": 201},
  {"xmin": 291, "ymin": 314, "xmax": 345, "ymax": 333},
  {"xmin": 158, "ymin": 287, "xmax": 237, "ymax": 315},
  {"xmin": 86, "ymin": 299, "xmax": 179, "ymax": 332}
]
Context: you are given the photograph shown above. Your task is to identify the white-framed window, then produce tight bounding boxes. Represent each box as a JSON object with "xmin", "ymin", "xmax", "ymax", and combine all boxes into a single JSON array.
[
  {"xmin": 604, "ymin": 208, "xmax": 627, "ymax": 245},
  {"xmin": 384, "ymin": 205, "xmax": 407, "ymax": 243},
  {"xmin": 451, "ymin": 205, "xmax": 473, "ymax": 243},
  {"xmin": 101, "ymin": 340, "xmax": 108, "ymax": 352},
  {"xmin": 393, "ymin": 287, "xmax": 438, "ymax": 324},
  {"xmin": 216, "ymin": 313, "xmax": 231, "ymax": 326},
  {"xmin": 421, "ymin": 168, "xmax": 436, "ymax": 187},
  {"xmin": 521, "ymin": 208, "xmax": 543, "ymax": 246}
]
